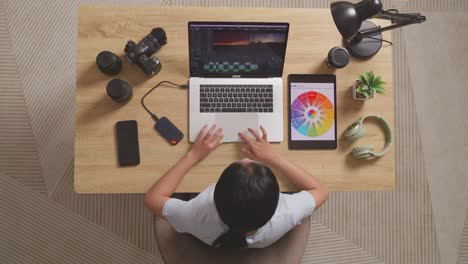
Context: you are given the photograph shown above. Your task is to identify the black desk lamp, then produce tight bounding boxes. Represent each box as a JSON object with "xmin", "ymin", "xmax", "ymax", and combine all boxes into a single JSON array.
[{"xmin": 331, "ymin": 0, "xmax": 426, "ymax": 59}]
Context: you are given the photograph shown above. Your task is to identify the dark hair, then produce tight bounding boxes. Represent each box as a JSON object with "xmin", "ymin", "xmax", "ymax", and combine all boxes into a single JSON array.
[{"xmin": 213, "ymin": 161, "xmax": 280, "ymax": 248}]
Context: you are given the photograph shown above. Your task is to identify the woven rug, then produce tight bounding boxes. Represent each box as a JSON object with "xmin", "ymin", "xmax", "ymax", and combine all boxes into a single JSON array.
[{"xmin": 403, "ymin": 13, "xmax": 468, "ymax": 264}]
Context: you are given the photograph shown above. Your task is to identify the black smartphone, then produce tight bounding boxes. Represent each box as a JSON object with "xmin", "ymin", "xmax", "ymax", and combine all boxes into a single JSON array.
[
  {"xmin": 116, "ymin": 120, "xmax": 140, "ymax": 166},
  {"xmin": 288, "ymin": 74, "xmax": 337, "ymax": 150}
]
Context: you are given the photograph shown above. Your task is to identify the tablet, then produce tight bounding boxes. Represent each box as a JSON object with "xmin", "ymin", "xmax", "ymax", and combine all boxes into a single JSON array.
[{"xmin": 288, "ymin": 74, "xmax": 337, "ymax": 149}]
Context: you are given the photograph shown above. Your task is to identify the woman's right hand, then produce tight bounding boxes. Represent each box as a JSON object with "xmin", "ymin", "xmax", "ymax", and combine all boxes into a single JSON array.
[{"xmin": 238, "ymin": 126, "xmax": 281, "ymax": 166}]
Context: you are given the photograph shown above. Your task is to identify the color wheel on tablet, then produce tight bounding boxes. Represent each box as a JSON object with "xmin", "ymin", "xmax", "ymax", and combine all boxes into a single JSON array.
[{"xmin": 291, "ymin": 91, "xmax": 334, "ymax": 137}]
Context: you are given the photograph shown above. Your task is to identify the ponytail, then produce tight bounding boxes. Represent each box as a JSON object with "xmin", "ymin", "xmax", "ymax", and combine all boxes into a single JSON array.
[
  {"xmin": 212, "ymin": 228, "xmax": 247, "ymax": 248},
  {"xmin": 213, "ymin": 162, "xmax": 280, "ymax": 248}
]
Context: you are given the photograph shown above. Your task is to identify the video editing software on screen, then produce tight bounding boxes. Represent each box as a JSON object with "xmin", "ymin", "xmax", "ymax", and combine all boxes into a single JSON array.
[{"xmin": 189, "ymin": 23, "xmax": 288, "ymax": 77}]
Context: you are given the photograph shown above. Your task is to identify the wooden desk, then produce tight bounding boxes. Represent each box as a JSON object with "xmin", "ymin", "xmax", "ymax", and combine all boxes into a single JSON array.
[{"xmin": 76, "ymin": 6, "xmax": 394, "ymax": 193}]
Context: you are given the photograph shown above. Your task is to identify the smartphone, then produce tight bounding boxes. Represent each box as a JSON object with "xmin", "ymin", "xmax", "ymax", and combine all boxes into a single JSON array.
[
  {"xmin": 116, "ymin": 120, "xmax": 140, "ymax": 166},
  {"xmin": 288, "ymin": 74, "xmax": 337, "ymax": 149}
]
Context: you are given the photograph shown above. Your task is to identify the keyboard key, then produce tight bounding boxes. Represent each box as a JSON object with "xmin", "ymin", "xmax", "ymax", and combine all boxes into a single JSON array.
[
  {"xmin": 268, "ymin": 108, "xmax": 273, "ymax": 112},
  {"xmin": 217, "ymin": 103, "xmax": 221, "ymax": 107},
  {"xmin": 262, "ymin": 103, "xmax": 273, "ymax": 108},
  {"xmin": 200, "ymin": 93, "xmax": 207, "ymax": 98},
  {"xmin": 200, "ymin": 108, "xmax": 205, "ymax": 112},
  {"xmin": 227, "ymin": 103, "xmax": 232, "ymax": 107},
  {"xmin": 222, "ymin": 103, "xmax": 226, "ymax": 107},
  {"xmin": 200, "ymin": 103, "xmax": 210, "ymax": 108},
  {"xmin": 247, "ymin": 108, "xmax": 253, "ymax": 112},
  {"xmin": 209, "ymin": 98, "xmax": 213, "ymax": 102},
  {"xmin": 222, "ymin": 108, "xmax": 242, "ymax": 112}
]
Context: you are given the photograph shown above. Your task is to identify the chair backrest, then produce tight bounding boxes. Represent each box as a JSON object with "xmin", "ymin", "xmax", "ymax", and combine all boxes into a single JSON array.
[{"xmin": 153, "ymin": 216, "xmax": 311, "ymax": 264}]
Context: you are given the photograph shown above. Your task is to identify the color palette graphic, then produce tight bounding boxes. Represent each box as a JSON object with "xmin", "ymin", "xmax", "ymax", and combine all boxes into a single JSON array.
[{"xmin": 291, "ymin": 91, "xmax": 334, "ymax": 137}]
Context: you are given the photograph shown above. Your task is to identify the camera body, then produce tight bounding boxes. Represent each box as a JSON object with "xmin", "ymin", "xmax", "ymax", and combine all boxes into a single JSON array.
[{"xmin": 124, "ymin": 28, "xmax": 167, "ymax": 76}]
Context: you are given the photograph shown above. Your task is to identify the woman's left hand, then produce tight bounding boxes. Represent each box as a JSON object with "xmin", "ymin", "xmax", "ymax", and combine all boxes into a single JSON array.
[{"xmin": 187, "ymin": 124, "xmax": 223, "ymax": 162}]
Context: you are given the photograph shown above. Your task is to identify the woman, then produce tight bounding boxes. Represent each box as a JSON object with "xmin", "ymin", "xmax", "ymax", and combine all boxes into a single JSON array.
[{"xmin": 144, "ymin": 125, "xmax": 329, "ymax": 248}]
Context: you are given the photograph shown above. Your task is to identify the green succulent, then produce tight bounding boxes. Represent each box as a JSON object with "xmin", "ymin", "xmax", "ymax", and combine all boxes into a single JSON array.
[{"xmin": 356, "ymin": 71, "xmax": 385, "ymax": 99}]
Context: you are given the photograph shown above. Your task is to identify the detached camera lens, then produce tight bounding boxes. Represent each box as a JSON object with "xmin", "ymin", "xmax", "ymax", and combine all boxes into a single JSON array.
[
  {"xmin": 96, "ymin": 51, "xmax": 122, "ymax": 75},
  {"xmin": 326, "ymin": 47, "xmax": 350, "ymax": 69}
]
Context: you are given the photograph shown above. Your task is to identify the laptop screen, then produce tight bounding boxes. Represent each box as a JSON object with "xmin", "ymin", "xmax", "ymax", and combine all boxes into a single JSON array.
[{"xmin": 188, "ymin": 22, "xmax": 289, "ymax": 78}]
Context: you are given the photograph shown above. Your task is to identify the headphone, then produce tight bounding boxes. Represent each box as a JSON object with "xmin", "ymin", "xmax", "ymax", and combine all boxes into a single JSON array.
[{"xmin": 344, "ymin": 115, "xmax": 392, "ymax": 159}]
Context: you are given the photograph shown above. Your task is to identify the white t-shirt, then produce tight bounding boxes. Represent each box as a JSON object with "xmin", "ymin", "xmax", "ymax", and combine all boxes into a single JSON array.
[{"xmin": 162, "ymin": 184, "xmax": 316, "ymax": 248}]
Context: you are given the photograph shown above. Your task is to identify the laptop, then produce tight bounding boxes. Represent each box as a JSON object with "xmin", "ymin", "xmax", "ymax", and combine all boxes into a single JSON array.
[{"xmin": 188, "ymin": 21, "xmax": 290, "ymax": 142}]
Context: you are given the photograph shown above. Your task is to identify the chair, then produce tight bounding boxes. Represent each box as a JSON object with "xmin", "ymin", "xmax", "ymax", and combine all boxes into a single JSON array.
[{"xmin": 153, "ymin": 215, "xmax": 311, "ymax": 264}]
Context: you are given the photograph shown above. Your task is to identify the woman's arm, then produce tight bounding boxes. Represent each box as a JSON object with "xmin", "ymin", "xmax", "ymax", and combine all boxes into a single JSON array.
[
  {"xmin": 239, "ymin": 127, "xmax": 329, "ymax": 208},
  {"xmin": 144, "ymin": 125, "xmax": 223, "ymax": 215}
]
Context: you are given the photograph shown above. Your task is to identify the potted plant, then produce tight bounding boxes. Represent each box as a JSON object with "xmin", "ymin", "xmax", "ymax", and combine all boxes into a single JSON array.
[{"xmin": 353, "ymin": 71, "xmax": 385, "ymax": 100}]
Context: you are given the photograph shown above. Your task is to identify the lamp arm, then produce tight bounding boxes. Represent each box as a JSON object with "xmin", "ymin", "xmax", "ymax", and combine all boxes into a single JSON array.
[
  {"xmin": 375, "ymin": 10, "xmax": 426, "ymax": 23},
  {"xmin": 354, "ymin": 10, "xmax": 426, "ymax": 40}
]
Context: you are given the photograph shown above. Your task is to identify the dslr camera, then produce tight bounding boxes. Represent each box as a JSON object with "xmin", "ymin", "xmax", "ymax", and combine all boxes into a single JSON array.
[{"xmin": 124, "ymin": 28, "xmax": 167, "ymax": 76}]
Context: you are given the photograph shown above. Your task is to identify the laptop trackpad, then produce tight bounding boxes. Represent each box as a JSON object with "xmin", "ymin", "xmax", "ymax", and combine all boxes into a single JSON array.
[{"xmin": 215, "ymin": 114, "xmax": 258, "ymax": 142}]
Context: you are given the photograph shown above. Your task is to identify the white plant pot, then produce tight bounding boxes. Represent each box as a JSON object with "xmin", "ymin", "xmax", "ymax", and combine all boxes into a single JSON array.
[{"xmin": 353, "ymin": 81, "xmax": 374, "ymax": 100}]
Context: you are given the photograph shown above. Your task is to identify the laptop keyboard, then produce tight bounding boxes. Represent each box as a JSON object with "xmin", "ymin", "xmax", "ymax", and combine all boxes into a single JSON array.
[{"xmin": 199, "ymin": 85, "xmax": 274, "ymax": 113}]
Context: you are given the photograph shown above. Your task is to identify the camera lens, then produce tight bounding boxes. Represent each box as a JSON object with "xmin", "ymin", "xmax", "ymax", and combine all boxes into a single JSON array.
[
  {"xmin": 326, "ymin": 47, "xmax": 350, "ymax": 69},
  {"xmin": 106, "ymin": 79, "xmax": 133, "ymax": 102},
  {"xmin": 96, "ymin": 51, "xmax": 122, "ymax": 75},
  {"xmin": 151, "ymin": 28, "xmax": 167, "ymax": 46},
  {"xmin": 142, "ymin": 28, "xmax": 167, "ymax": 53}
]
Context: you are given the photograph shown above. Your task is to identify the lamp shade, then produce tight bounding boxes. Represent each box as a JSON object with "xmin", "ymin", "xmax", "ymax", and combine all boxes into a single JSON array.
[{"xmin": 331, "ymin": 0, "xmax": 383, "ymax": 39}]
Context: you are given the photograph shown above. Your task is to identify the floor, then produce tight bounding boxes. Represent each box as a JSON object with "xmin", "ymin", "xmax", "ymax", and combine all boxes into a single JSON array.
[{"xmin": 1, "ymin": 0, "xmax": 468, "ymax": 263}]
